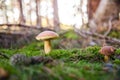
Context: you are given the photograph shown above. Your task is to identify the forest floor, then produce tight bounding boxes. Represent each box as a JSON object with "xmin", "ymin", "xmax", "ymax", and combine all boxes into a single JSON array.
[{"xmin": 0, "ymin": 30, "xmax": 120, "ymax": 80}]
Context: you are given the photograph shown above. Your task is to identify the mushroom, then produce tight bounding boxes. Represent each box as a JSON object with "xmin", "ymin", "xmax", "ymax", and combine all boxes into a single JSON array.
[
  {"xmin": 36, "ymin": 31, "xmax": 59, "ymax": 54},
  {"xmin": 99, "ymin": 46, "xmax": 116, "ymax": 62}
]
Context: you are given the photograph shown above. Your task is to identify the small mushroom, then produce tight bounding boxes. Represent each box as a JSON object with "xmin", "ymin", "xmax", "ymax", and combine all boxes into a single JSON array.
[
  {"xmin": 99, "ymin": 46, "xmax": 116, "ymax": 62},
  {"xmin": 36, "ymin": 31, "xmax": 59, "ymax": 54}
]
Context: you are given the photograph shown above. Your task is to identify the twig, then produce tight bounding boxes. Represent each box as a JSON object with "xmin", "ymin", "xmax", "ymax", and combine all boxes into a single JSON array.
[
  {"xmin": 104, "ymin": 17, "xmax": 112, "ymax": 37},
  {"xmin": 75, "ymin": 29, "xmax": 120, "ymax": 45},
  {"xmin": 0, "ymin": 23, "xmax": 41, "ymax": 29},
  {"xmin": 73, "ymin": 25, "xmax": 88, "ymax": 39}
]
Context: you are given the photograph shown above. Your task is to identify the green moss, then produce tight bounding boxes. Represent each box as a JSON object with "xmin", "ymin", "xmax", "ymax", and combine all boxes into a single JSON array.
[
  {"xmin": 113, "ymin": 59, "xmax": 120, "ymax": 65},
  {"xmin": 63, "ymin": 30, "xmax": 80, "ymax": 39},
  {"xmin": 108, "ymin": 30, "xmax": 120, "ymax": 38},
  {"xmin": 0, "ymin": 42, "xmax": 120, "ymax": 80},
  {"xmin": 115, "ymin": 48, "xmax": 120, "ymax": 54}
]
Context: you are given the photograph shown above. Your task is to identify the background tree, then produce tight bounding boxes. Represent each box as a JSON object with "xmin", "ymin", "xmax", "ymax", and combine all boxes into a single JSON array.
[
  {"xmin": 53, "ymin": 0, "xmax": 60, "ymax": 31},
  {"xmin": 36, "ymin": 0, "xmax": 41, "ymax": 28},
  {"xmin": 18, "ymin": 0, "xmax": 25, "ymax": 24},
  {"xmin": 89, "ymin": 0, "xmax": 120, "ymax": 32}
]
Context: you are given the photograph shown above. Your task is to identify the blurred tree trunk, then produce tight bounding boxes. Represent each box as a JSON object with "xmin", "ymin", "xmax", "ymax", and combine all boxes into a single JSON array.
[
  {"xmin": 94, "ymin": 0, "xmax": 120, "ymax": 22},
  {"xmin": 36, "ymin": 0, "xmax": 41, "ymax": 28},
  {"xmin": 4, "ymin": 4, "xmax": 9, "ymax": 23},
  {"xmin": 18, "ymin": 0, "xmax": 25, "ymax": 24},
  {"xmin": 88, "ymin": 0, "xmax": 100, "ymax": 20},
  {"xmin": 89, "ymin": 0, "xmax": 120, "ymax": 32},
  {"xmin": 53, "ymin": 0, "xmax": 60, "ymax": 31},
  {"xmin": 29, "ymin": 0, "xmax": 32, "ymax": 25}
]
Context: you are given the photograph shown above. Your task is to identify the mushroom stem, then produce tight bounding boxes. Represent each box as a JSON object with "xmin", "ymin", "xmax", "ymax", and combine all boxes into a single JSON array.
[
  {"xmin": 44, "ymin": 40, "xmax": 51, "ymax": 54},
  {"xmin": 104, "ymin": 55, "xmax": 109, "ymax": 62}
]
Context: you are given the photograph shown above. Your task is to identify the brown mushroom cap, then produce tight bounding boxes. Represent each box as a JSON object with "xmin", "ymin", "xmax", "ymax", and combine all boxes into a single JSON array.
[
  {"xmin": 99, "ymin": 46, "xmax": 116, "ymax": 56},
  {"xmin": 36, "ymin": 31, "xmax": 59, "ymax": 40}
]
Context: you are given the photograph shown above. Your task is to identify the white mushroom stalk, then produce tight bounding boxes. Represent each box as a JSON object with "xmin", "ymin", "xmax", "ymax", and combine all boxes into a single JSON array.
[
  {"xmin": 44, "ymin": 39, "xmax": 51, "ymax": 54},
  {"xmin": 35, "ymin": 31, "xmax": 59, "ymax": 54}
]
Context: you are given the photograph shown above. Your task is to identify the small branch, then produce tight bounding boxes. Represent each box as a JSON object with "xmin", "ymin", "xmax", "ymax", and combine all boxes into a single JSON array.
[
  {"xmin": 0, "ymin": 24, "xmax": 57, "ymax": 32},
  {"xmin": 74, "ymin": 28, "xmax": 87, "ymax": 38},
  {"xmin": 73, "ymin": 25, "xmax": 88, "ymax": 38},
  {"xmin": 104, "ymin": 17, "xmax": 112, "ymax": 37},
  {"xmin": 75, "ymin": 29, "xmax": 120, "ymax": 45},
  {"xmin": 0, "ymin": 23, "xmax": 39, "ymax": 29}
]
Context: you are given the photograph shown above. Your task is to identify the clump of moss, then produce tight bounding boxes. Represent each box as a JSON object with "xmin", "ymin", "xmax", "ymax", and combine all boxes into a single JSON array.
[
  {"xmin": 63, "ymin": 30, "xmax": 80, "ymax": 39},
  {"xmin": 115, "ymin": 48, "xmax": 120, "ymax": 55},
  {"xmin": 113, "ymin": 59, "xmax": 120, "ymax": 65},
  {"xmin": 108, "ymin": 30, "xmax": 120, "ymax": 39},
  {"xmin": 1, "ymin": 41, "xmax": 120, "ymax": 80},
  {"xmin": 85, "ymin": 46, "xmax": 101, "ymax": 55}
]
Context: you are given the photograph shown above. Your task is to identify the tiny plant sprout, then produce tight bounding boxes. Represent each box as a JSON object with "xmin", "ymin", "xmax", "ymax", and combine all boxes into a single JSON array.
[
  {"xmin": 36, "ymin": 31, "xmax": 59, "ymax": 54},
  {"xmin": 99, "ymin": 46, "xmax": 116, "ymax": 62}
]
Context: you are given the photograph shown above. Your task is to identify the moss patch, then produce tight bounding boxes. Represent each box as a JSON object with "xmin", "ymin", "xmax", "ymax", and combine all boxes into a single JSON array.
[{"xmin": 0, "ymin": 41, "xmax": 120, "ymax": 80}]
